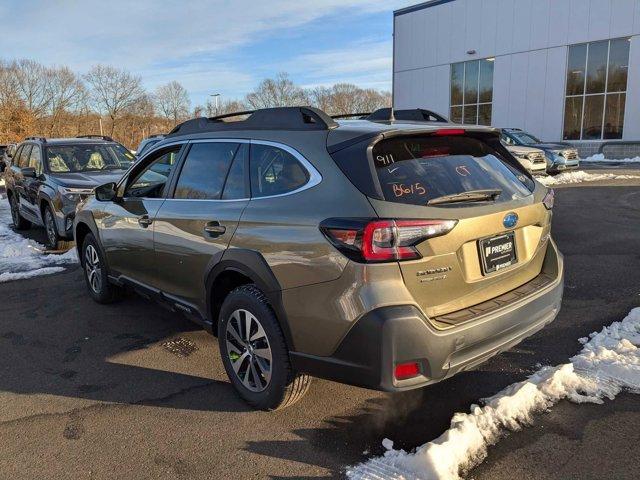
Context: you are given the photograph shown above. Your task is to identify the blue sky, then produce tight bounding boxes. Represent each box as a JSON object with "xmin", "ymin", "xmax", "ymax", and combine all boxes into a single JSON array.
[{"xmin": 0, "ymin": 0, "xmax": 415, "ymax": 106}]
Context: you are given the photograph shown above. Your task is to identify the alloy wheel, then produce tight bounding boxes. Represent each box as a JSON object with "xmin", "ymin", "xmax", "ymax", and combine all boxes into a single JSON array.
[
  {"xmin": 84, "ymin": 244, "xmax": 102, "ymax": 293},
  {"xmin": 10, "ymin": 197, "xmax": 20, "ymax": 226},
  {"xmin": 225, "ymin": 309, "xmax": 272, "ymax": 392},
  {"xmin": 45, "ymin": 209, "xmax": 57, "ymax": 247}
]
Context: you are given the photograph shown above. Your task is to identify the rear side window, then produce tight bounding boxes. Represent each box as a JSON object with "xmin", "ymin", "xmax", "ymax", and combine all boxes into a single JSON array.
[
  {"xmin": 174, "ymin": 142, "xmax": 239, "ymax": 200},
  {"xmin": 372, "ymin": 135, "xmax": 533, "ymax": 206},
  {"xmin": 250, "ymin": 144, "xmax": 309, "ymax": 198}
]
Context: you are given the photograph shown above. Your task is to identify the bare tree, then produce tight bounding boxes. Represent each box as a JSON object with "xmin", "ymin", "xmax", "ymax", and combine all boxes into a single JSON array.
[
  {"xmin": 0, "ymin": 63, "xmax": 391, "ymax": 148},
  {"xmin": 0, "ymin": 60, "xmax": 19, "ymax": 109},
  {"xmin": 12, "ymin": 59, "xmax": 52, "ymax": 119},
  {"xmin": 154, "ymin": 81, "xmax": 190, "ymax": 125},
  {"xmin": 307, "ymin": 86, "xmax": 333, "ymax": 113},
  {"xmin": 306, "ymin": 83, "xmax": 391, "ymax": 115},
  {"xmin": 245, "ymin": 72, "xmax": 307, "ymax": 109},
  {"xmin": 84, "ymin": 65, "xmax": 145, "ymax": 136},
  {"xmin": 204, "ymin": 98, "xmax": 247, "ymax": 117},
  {"xmin": 46, "ymin": 66, "xmax": 86, "ymax": 135},
  {"xmin": 354, "ymin": 88, "xmax": 391, "ymax": 113}
]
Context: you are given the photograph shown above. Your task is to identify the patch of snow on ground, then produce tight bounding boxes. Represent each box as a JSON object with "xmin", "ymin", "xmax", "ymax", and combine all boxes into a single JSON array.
[
  {"xmin": 0, "ymin": 192, "xmax": 77, "ymax": 283},
  {"xmin": 347, "ymin": 308, "xmax": 640, "ymax": 480},
  {"xmin": 582, "ymin": 153, "xmax": 640, "ymax": 163},
  {"xmin": 537, "ymin": 170, "xmax": 640, "ymax": 186}
]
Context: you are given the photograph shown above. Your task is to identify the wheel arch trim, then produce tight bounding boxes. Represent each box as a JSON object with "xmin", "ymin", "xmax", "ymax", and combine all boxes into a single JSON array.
[{"xmin": 205, "ymin": 249, "xmax": 294, "ymax": 350}]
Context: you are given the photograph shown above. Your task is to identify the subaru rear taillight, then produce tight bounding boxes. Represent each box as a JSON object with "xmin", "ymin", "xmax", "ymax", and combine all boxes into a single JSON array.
[{"xmin": 321, "ymin": 218, "xmax": 457, "ymax": 263}]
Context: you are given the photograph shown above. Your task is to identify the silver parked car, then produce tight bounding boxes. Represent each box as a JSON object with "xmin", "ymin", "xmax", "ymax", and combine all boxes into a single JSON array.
[
  {"xmin": 503, "ymin": 145, "xmax": 547, "ymax": 175},
  {"xmin": 501, "ymin": 128, "xmax": 579, "ymax": 174}
]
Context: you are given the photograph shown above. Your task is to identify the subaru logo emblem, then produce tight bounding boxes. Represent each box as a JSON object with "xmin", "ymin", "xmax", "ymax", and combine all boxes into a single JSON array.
[{"xmin": 503, "ymin": 212, "xmax": 518, "ymax": 229}]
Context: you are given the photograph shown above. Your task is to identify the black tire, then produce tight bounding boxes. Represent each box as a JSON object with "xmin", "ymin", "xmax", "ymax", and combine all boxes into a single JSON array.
[
  {"xmin": 9, "ymin": 194, "xmax": 31, "ymax": 230},
  {"xmin": 218, "ymin": 285, "xmax": 311, "ymax": 410},
  {"xmin": 43, "ymin": 205, "xmax": 61, "ymax": 249},
  {"xmin": 81, "ymin": 233, "xmax": 123, "ymax": 304}
]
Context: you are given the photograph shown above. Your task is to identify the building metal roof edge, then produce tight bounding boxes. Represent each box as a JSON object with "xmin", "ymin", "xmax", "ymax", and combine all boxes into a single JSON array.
[{"xmin": 394, "ymin": 0, "xmax": 456, "ymax": 17}]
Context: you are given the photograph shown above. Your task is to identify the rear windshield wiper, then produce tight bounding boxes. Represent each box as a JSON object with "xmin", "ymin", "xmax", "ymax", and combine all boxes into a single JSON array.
[{"xmin": 427, "ymin": 189, "xmax": 502, "ymax": 206}]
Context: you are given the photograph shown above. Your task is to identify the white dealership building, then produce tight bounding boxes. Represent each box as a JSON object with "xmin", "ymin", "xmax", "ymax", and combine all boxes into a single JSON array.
[{"xmin": 393, "ymin": 0, "xmax": 640, "ymax": 154}]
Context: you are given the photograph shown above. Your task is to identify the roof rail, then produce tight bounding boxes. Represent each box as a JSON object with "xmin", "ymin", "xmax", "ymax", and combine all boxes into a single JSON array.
[
  {"xmin": 168, "ymin": 106, "xmax": 339, "ymax": 136},
  {"xmin": 77, "ymin": 135, "xmax": 114, "ymax": 141},
  {"xmin": 25, "ymin": 136, "xmax": 47, "ymax": 142},
  {"xmin": 331, "ymin": 112, "xmax": 372, "ymax": 119},
  {"xmin": 208, "ymin": 110, "xmax": 256, "ymax": 121},
  {"xmin": 366, "ymin": 108, "xmax": 448, "ymax": 123}
]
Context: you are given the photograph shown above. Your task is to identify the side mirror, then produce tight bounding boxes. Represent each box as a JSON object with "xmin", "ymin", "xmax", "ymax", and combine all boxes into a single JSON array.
[
  {"xmin": 21, "ymin": 167, "xmax": 36, "ymax": 178},
  {"xmin": 95, "ymin": 182, "xmax": 118, "ymax": 202}
]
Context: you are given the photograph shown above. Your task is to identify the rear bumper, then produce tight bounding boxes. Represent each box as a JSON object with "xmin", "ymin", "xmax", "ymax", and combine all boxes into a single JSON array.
[{"xmin": 291, "ymin": 241, "xmax": 563, "ymax": 391}]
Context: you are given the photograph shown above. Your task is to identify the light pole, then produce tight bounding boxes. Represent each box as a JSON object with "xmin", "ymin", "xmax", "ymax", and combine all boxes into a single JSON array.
[{"xmin": 210, "ymin": 93, "xmax": 221, "ymax": 113}]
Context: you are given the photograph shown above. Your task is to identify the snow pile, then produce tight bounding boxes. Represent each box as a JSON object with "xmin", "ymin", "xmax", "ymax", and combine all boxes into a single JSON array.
[
  {"xmin": 582, "ymin": 153, "xmax": 640, "ymax": 164},
  {"xmin": 347, "ymin": 308, "xmax": 640, "ymax": 480},
  {"xmin": 0, "ymin": 193, "xmax": 77, "ymax": 283},
  {"xmin": 538, "ymin": 170, "xmax": 640, "ymax": 186}
]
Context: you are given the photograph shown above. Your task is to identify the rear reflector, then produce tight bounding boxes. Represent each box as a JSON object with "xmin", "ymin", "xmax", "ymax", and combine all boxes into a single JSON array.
[
  {"xmin": 320, "ymin": 218, "xmax": 457, "ymax": 263},
  {"xmin": 395, "ymin": 362, "xmax": 420, "ymax": 380}
]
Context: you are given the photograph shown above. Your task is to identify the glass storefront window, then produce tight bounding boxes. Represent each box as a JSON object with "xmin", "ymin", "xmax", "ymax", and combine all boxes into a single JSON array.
[
  {"xmin": 563, "ymin": 38, "xmax": 630, "ymax": 140},
  {"xmin": 450, "ymin": 58, "xmax": 493, "ymax": 126}
]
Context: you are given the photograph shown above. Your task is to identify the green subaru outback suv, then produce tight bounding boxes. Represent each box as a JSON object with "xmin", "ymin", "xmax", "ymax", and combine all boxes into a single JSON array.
[{"xmin": 74, "ymin": 107, "xmax": 563, "ymax": 410}]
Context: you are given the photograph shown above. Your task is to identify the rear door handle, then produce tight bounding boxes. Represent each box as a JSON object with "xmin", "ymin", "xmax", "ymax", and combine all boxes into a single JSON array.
[
  {"xmin": 138, "ymin": 215, "xmax": 152, "ymax": 228},
  {"xmin": 204, "ymin": 221, "xmax": 226, "ymax": 237}
]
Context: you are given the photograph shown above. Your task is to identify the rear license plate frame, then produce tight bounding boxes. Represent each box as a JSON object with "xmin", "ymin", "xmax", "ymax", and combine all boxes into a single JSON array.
[{"xmin": 478, "ymin": 232, "xmax": 517, "ymax": 275}]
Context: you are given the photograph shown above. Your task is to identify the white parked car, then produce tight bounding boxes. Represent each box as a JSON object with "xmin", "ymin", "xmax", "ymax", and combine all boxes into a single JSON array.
[{"xmin": 504, "ymin": 145, "xmax": 548, "ymax": 175}]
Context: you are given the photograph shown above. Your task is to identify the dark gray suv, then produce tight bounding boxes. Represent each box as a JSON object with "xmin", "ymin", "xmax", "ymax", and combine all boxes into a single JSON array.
[
  {"xmin": 3, "ymin": 136, "xmax": 134, "ymax": 248},
  {"xmin": 74, "ymin": 107, "xmax": 564, "ymax": 410}
]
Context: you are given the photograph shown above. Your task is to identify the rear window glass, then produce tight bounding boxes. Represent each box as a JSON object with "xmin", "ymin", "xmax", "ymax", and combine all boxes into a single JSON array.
[{"xmin": 372, "ymin": 135, "xmax": 533, "ymax": 206}]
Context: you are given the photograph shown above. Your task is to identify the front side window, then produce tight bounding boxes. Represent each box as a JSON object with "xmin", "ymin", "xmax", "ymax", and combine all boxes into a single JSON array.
[
  {"xmin": 563, "ymin": 37, "xmax": 630, "ymax": 140},
  {"xmin": 126, "ymin": 147, "xmax": 181, "ymax": 198},
  {"xmin": 46, "ymin": 143, "xmax": 133, "ymax": 173},
  {"xmin": 12, "ymin": 146, "xmax": 24, "ymax": 167},
  {"xmin": 450, "ymin": 58, "xmax": 494, "ymax": 126},
  {"xmin": 372, "ymin": 135, "xmax": 532, "ymax": 206},
  {"xmin": 18, "ymin": 145, "xmax": 32, "ymax": 168},
  {"xmin": 250, "ymin": 144, "xmax": 309, "ymax": 198},
  {"xmin": 173, "ymin": 142, "xmax": 239, "ymax": 200},
  {"xmin": 28, "ymin": 145, "xmax": 43, "ymax": 175}
]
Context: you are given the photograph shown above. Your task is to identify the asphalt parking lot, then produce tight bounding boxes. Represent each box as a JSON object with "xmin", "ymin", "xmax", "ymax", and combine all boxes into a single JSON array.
[{"xmin": 1, "ymin": 173, "xmax": 639, "ymax": 479}]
